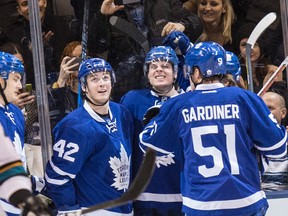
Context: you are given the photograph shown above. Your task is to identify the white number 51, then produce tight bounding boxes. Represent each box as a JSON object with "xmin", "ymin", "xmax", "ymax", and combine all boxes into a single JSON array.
[{"xmin": 191, "ymin": 124, "xmax": 239, "ymax": 178}]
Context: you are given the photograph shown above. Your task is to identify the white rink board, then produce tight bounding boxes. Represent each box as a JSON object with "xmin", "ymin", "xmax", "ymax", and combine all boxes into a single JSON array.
[{"xmin": 266, "ymin": 191, "xmax": 288, "ymax": 216}]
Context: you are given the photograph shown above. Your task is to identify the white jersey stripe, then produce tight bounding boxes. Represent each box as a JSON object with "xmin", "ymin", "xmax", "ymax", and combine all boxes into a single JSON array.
[
  {"xmin": 137, "ymin": 192, "xmax": 182, "ymax": 202},
  {"xmin": 49, "ymin": 160, "xmax": 76, "ymax": 179},
  {"xmin": 182, "ymin": 190, "xmax": 265, "ymax": 210},
  {"xmin": 45, "ymin": 173, "xmax": 69, "ymax": 185}
]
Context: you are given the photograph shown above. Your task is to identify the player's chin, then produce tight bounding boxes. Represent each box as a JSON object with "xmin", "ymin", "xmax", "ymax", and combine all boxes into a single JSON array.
[{"xmin": 96, "ymin": 93, "xmax": 110, "ymax": 102}]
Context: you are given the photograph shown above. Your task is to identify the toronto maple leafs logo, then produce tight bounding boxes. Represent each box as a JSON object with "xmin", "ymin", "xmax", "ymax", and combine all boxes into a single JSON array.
[
  {"xmin": 109, "ymin": 144, "xmax": 131, "ymax": 191},
  {"xmin": 13, "ymin": 131, "xmax": 27, "ymax": 170},
  {"xmin": 269, "ymin": 113, "xmax": 280, "ymax": 128},
  {"xmin": 5, "ymin": 111, "xmax": 15, "ymax": 125},
  {"xmin": 106, "ymin": 118, "xmax": 118, "ymax": 133}
]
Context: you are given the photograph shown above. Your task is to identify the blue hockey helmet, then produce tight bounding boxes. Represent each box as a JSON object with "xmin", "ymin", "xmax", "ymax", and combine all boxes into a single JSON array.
[
  {"xmin": 184, "ymin": 42, "xmax": 226, "ymax": 78},
  {"xmin": 226, "ymin": 51, "xmax": 241, "ymax": 82},
  {"xmin": 78, "ymin": 58, "xmax": 116, "ymax": 85},
  {"xmin": 143, "ymin": 46, "xmax": 179, "ymax": 75},
  {"xmin": 0, "ymin": 51, "xmax": 24, "ymax": 80}
]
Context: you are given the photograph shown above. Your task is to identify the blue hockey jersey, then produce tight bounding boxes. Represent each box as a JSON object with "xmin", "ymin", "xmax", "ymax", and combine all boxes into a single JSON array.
[
  {"xmin": 139, "ymin": 83, "xmax": 287, "ymax": 216},
  {"xmin": 120, "ymin": 89, "xmax": 182, "ymax": 210},
  {"xmin": 0, "ymin": 104, "xmax": 26, "ymax": 216},
  {"xmin": 0, "ymin": 104, "xmax": 25, "ymax": 167},
  {"xmin": 45, "ymin": 101, "xmax": 134, "ymax": 214}
]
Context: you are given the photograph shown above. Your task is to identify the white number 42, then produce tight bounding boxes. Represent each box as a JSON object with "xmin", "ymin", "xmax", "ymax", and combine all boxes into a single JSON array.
[{"xmin": 53, "ymin": 139, "xmax": 79, "ymax": 162}]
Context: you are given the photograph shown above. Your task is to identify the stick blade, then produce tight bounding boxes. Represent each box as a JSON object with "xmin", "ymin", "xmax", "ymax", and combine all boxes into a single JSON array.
[
  {"xmin": 82, "ymin": 148, "xmax": 156, "ymax": 214},
  {"xmin": 247, "ymin": 12, "xmax": 277, "ymax": 48}
]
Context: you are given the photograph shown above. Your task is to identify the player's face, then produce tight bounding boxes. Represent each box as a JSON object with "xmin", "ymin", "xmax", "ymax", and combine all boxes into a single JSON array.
[
  {"xmin": 198, "ymin": 0, "xmax": 225, "ymax": 25},
  {"xmin": 84, "ymin": 72, "xmax": 112, "ymax": 105},
  {"xmin": 239, "ymin": 38, "xmax": 261, "ymax": 63},
  {"xmin": 17, "ymin": 0, "xmax": 47, "ymax": 21},
  {"xmin": 148, "ymin": 60, "xmax": 176, "ymax": 91},
  {"xmin": 3, "ymin": 73, "xmax": 23, "ymax": 103}
]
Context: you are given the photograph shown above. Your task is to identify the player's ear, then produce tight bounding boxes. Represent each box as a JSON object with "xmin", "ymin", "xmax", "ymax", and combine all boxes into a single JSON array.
[
  {"xmin": 281, "ymin": 107, "xmax": 287, "ymax": 120},
  {"xmin": 191, "ymin": 67, "xmax": 202, "ymax": 84}
]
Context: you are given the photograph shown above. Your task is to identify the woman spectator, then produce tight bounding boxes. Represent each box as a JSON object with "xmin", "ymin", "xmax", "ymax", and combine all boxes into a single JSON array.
[
  {"xmin": 49, "ymin": 41, "xmax": 82, "ymax": 129},
  {"xmin": 235, "ymin": 22, "xmax": 283, "ymax": 93},
  {"xmin": 184, "ymin": 0, "xmax": 235, "ymax": 51}
]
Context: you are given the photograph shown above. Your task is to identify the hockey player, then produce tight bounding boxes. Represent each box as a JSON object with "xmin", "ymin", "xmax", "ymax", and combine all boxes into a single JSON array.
[
  {"xmin": 45, "ymin": 58, "xmax": 134, "ymax": 215},
  {"xmin": 223, "ymin": 50, "xmax": 246, "ymax": 88},
  {"xmin": 0, "ymin": 124, "xmax": 52, "ymax": 216},
  {"xmin": 139, "ymin": 41, "xmax": 287, "ymax": 215},
  {"xmin": 120, "ymin": 46, "xmax": 183, "ymax": 216},
  {"xmin": 0, "ymin": 51, "xmax": 27, "ymax": 216}
]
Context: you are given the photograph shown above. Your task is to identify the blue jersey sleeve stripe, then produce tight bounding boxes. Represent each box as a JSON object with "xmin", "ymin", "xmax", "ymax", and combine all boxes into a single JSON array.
[
  {"xmin": 49, "ymin": 160, "xmax": 76, "ymax": 179},
  {"xmin": 182, "ymin": 191, "xmax": 265, "ymax": 210},
  {"xmin": 255, "ymin": 132, "xmax": 287, "ymax": 151}
]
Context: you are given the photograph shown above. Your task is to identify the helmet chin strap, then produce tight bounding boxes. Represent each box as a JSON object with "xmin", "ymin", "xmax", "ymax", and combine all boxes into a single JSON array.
[
  {"xmin": 149, "ymin": 77, "xmax": 177, "ymax": 96},
  {"xmin": 151, "ymin": 84, "xmax": 174, "ymax": 96},
  {"xmin": 0, "ymin": 82, "xmax": 9, "ymax": 106},
  {"xmin": 84, "ymin": 95, "xmax": 109, "ymax": 107}
]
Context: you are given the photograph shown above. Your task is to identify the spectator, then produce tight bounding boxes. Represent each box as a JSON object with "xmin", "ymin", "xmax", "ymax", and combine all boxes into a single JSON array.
[
  {"xmin": 120, "ymin": 46, "xmax": 183, "ymax": 216},
  {"xmin": 49, "ymin": 41, "xmax": 82, "ymax": 128},
  {"xmin": 8, "ymin": 0, "xmax": 58, "ymax": 87},
  {"xmin": 261, "ymin": 92, "xmax": 288, "ymax": 191},
  {"xmin": 100, "ymin": 0, "xmax": 203, "ymax": 47},
  {"xmin": 0, "ymin": 124, "xmax": 52, "ymax": 216},
  {"xmin": 235, "ymin": 22, "xmax": 283, "ymax": 93},
  {"xmin": 139, "ymin": 41, "xmax": 287, "ymax": 215},
  {"xmin": 189, "ymin": 0, "xmax": 235, "ymax": 51},
  {"xmin": 45, "ymin": 58, "xmax": 134, "ymax": 215},
  {"xmin": 0, "ymin": 0, "xmax": 20, "ymax": 37}
]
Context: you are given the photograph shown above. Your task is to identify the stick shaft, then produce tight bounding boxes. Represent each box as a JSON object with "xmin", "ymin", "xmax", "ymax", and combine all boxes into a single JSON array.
[
  {"xmin": 257, "ymin": 56, "xmax": 288, "ymax": 97},
  {"xmin": 246, "ymin": 45, "xmax": 254, "ymax": 92},
  {"xmin": 81, "ymin": 0, "xmax": 90, "ymax": 59}
]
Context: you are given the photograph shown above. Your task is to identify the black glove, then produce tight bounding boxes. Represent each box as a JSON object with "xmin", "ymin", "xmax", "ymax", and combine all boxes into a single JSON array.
[
  {"xmin": 21, "ymin": 195, "xmax": 53, "ymax": 216},
  {"xmin": 143, "ymin": 105, "xmax": 161, "ymax": 126},
  {"xmin": 9, "ymin": 189, "xmax": 52, "ymax": 216}
]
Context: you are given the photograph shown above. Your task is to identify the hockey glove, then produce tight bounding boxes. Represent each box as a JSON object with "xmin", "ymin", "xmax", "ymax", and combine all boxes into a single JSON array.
[
  {"xmin": 143, "ymin": 105, "xmax": 161, "ymax": 126},
  {"xmin": 162, "ymin": 31, "xmax": 192, "ymax": 55},
  {"xmin": 9, "ymin": 189, "xmax": 52, "ymax": 216}
]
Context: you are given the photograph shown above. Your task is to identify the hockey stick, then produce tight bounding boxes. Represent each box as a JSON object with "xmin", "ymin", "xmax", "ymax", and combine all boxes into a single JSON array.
[
  {"xmin": 78, "ymin": 0, "xmax": 90, "ymax": 107},
  {"xmin": 257, "ymin": 56, "xmax": 288, "ymax": 97},
  {"xmin": 246, "ymin": 12, "xmax": 277, "ymax": 92},
  {"xmin": 81, "ymin": 0, "xmax": 90, "ymax": 60},
  {"xmin": 81, "ymin": 148, "xmax": 156, "ymax": 214},
  {"xmin": 109, "ymin": 16, "xmax": 150, "ymax": 54}
]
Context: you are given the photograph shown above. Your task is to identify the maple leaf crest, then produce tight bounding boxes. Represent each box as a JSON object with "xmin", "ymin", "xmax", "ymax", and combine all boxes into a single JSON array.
[
  {"xmin": 13, "ymin": 131, "xmax": 27, "ymax": 170},
  {"xmin": 109, "ymin": 143, "xmax": 131, "ymax": 191},
  {"xmin": 155, "ymin": 153, "xmax": 175, "ymax": 168}
]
